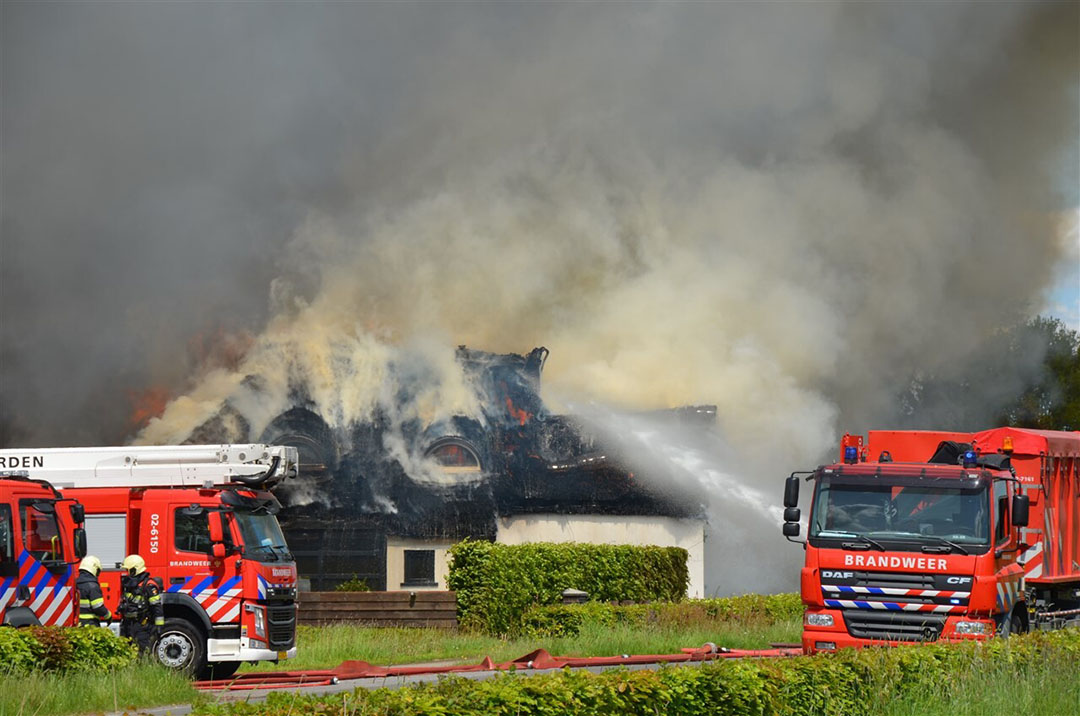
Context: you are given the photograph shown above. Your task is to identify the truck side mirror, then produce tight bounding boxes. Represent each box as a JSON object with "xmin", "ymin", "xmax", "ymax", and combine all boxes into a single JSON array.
[
  {"xmin": 208, "ymin": 512, "xmax": 225, "ymax": 544},
  {"xmin": 784, "ymin": 507, "xmax": 801, "ymax": 522},
  {"xmin": 73, "ymin": 528, "xmax": 87, "ymax": 559},
  {"xmin": 1012, "ymin": 494, "xmax": 1029, "ymax": 528},
  {"xmin": 782, "ymin": 522, "xmax": 801, "ymax": 537},
  {"xmin": 784, "ymin": 476, "xmax": 800, "ymax": 508},
  {"xmin": 70, "ymin": 503, "xmax": 85, "ymax": 524},
  {"xmin": 212, "ymin": 543, "xmax": 227, "ymax": 559}
]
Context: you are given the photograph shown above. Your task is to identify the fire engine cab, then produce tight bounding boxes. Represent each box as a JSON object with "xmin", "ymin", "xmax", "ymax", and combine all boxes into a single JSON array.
[
  {"xmin": 0, "ymin": 471, "xmax": 86, "ymax": 627},
  {"xmin": 0, "ymin": 444, "xmax": 299, "ymax": 679}
]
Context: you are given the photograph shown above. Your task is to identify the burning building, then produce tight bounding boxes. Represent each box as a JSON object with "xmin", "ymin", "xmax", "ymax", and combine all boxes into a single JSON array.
[{"xmin": 174, "ymin": 346, "xmax": 708, "ymax": 595}]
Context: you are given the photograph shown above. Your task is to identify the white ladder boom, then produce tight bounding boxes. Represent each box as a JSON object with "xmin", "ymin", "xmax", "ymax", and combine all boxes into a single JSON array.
[{"xmin": 0, "ymin": 444, "xmax": 298, "ymax": 489}]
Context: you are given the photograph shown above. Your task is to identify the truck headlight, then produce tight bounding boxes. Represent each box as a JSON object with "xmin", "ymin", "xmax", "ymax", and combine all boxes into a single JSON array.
[
  {"xmin": 806, "ymin": 613, "xmax": 834, "ymax": 627},
  {"xmin": 253, "ymin": 606, "xmax": 266, "ymax": 639},
  {"xmin": 953, "ymin": 620, "xmax": 993, "ymax": 636}
]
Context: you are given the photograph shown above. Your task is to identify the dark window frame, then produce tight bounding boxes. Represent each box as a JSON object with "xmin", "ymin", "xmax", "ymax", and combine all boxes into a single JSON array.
[
  {"xmin": 401, "ymin": 549, "xmax": 437, "ymax": 587},
  {"xmin": 0, "ymin": 504, "xmax": 13, "ymax": 562}
]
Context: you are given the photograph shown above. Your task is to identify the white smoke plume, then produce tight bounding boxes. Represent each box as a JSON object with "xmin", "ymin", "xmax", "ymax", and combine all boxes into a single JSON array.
[{"xmin": 3, "ymin": 3, "xmax": 1077, "ymax": 592}]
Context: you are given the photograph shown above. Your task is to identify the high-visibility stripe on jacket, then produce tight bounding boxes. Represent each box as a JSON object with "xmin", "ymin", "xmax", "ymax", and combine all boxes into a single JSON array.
[
  {"xmin": 76, "ymin": 569, "xmax": 111, "ymax": 626},
  {"xmin": 119, "ymin": 572, "xmax": 164, "ymax": 627}
]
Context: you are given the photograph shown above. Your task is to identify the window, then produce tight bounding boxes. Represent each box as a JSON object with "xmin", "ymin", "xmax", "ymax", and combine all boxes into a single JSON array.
[
  {"xmin": 402, "ymin": 550, "xmax": 436, "ymax": 587},
  {"xmin": 174, "ymin": 509, "xmax": 214, "ymax": 554},
  {"xmin": 20, "ymin": 501, "xmax": 62, "ymax": 562},
  {"xmin": 994, "ymin": 479, "xmax": 1009, "ymax": 544},
  {"xmin": 425, "ymin": 440, "xmax": 481, "ymax": 474},
  {"xmin": 0, "ymin": 505, "xmax": 13, "ymax": 562}
]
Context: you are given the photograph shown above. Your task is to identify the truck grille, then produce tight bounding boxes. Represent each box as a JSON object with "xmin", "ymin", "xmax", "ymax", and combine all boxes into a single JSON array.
[
  {"xmin": 842, "ymin": 611, "xmax": 946, "ymax": 642},
  {"xmin": 825, "ymin": 570, "xmax": 936, "ymax": 589},
  {"xmin": 821, "ymin": 570, "xmax": 971, "ymax": 606},
  {"xmin": 267, "ymin": 602, "xmax": 296, "ymax": 650}
]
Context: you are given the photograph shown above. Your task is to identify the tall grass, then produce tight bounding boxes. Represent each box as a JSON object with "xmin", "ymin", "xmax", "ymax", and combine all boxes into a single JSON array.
[
  {"xmin": 880, "ymin": 647, "xmax": 1080, "ymax": 716},
  {"xmin": 244, "ymin": 617, "xmax": 803, "ymax": 671},
  {"xmin": 0, "ymin": 662, "xmax": 200, "ymax": 716}
]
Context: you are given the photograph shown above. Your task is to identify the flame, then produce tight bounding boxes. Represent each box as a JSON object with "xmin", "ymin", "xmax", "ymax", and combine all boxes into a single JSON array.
[
  {"xmin": 127, "ymin": 386, "xmax": 171, "ymax": 431},
  {"xmin": 505, "ymin": 397, "xmax": 531, "ymax": 426}
]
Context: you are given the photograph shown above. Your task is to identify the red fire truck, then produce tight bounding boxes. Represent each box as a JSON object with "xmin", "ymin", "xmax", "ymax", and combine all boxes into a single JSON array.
[
  {"xmin": 0, "ymin": 471, "xmax": 87, "ymax": 627},
  {"xmin": 784, "ymin": 427, "xmax": 1080, "ymax": 653},
  {"xmin": 0, "ymin": 444, "xmax": 299, "ymax": 679}
]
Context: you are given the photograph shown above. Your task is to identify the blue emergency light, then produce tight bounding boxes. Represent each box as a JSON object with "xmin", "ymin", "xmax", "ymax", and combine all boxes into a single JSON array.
[
  {"xmin": 844, "ymin": 446, "xmax": 858, "ymax": 464},
  {"xmin": 962, "ymin": 450, "xmax": 978, "ymax": 468}
]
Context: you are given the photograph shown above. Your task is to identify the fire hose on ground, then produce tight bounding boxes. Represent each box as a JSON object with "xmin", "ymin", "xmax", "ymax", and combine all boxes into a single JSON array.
[{"xmin": 194, "ymin": 643, "xmax": 804, "ymax": 691}]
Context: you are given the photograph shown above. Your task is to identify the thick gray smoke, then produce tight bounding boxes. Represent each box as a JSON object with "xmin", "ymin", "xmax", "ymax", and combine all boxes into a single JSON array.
[{"xmin": 2, "ymin": 3, "xmax": 1076, "ymax": 592}]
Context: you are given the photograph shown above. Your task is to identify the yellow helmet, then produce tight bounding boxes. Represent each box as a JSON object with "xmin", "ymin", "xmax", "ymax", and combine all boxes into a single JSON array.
[
  {"xmin": 79, "ymin": 555, "xmax": 102, "ymax": 576},
  {"xmin": 121, "ymin": 554, "xmax": 147, "ymax": 576}
]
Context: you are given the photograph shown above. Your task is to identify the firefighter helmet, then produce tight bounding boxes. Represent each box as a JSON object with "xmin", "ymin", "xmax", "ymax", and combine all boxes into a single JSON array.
[
  {"xmin": 79, "ymin": 555, "xmax": 102, "ymax": 576},
  {"xmin": 121, "ymin": 554, "xmax": 147, "ymax": 576}
]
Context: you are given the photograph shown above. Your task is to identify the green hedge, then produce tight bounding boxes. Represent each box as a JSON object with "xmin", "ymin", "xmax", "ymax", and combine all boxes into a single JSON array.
[
  {"xmin": 521, "ymin": 593, "xmax": 803, "ymax": 638},
  {"xmin": 192, "ymin": 629, "xmax": 1080, "ymax": 716},
  {"xmin": 447, "ymin": 540, "xmax": 689, "ymax": 635},
  {"xmin": 0, "ymin": 626, "xmax": 137, "ymax": 674}
]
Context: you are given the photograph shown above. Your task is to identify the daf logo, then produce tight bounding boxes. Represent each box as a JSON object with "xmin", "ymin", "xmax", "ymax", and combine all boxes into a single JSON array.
[
  {"xmin": 946, "ymin": 577, "xmax": 972, "ymax": 585},
  {"xmin": 822, "ymin": 571, "xmax": 855, "ymax": 579}
]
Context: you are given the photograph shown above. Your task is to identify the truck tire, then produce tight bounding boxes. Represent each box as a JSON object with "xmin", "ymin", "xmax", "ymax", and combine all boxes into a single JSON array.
[
  {"xmin": 998, "ymin": 609, "xmax": 1025, "ymax": 639},
  {"xmin": 201, "ymin": 660, "xmax": 241, "ymax": 681},
  {"xmin": 154, "ymin": 618, "xmax": 207, "ymax": 677}
]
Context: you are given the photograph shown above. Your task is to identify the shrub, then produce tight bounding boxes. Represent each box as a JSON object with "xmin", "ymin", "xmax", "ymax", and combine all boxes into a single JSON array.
[
  {"xmin": 447, "ymin": 539, "xmax": 689, "ymax": 635},
  {"xmin": 0, "ymin": 626, "xmax": 136, "ymax": 674},
  {"xmin": 521, "ymin": 593, "xmax": 803, "ymax": 637},
  {"xmin": 334, "ymin": 575, "xmax": 372, "ymax": 592}
]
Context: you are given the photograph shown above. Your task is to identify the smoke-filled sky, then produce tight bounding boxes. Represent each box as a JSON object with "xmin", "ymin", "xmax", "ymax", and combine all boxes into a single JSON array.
[{"xmin": 1, "ymin": 3, "xmax": 1077, "ymax": 468}]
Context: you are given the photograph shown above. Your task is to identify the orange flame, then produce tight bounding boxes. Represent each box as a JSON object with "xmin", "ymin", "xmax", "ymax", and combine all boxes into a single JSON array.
[
  {"xmin": 506, "ymin": 397, "xmax": 531, "ymax": 426},
  {"xmin": 127, "ymin": 386, "xmax": 171, "ymax": 431}
]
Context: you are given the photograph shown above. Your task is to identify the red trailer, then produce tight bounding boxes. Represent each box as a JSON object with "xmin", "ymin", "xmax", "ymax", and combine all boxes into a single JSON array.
[{"xmin": 783, "ymin": 427, "xmax": 1080, "ymax": 653}]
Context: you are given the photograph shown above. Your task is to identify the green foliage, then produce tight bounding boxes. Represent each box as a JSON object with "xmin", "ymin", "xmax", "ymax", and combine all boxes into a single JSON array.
[
  {"xmin": 521, "ymin": 593, "xmax": 803, "ymax": 638},
  {"xmin": 1000, "ymin": 316, "xmax": 1080, "ymax": 430},
  {"xmin": 0, "ymin": 626, "xmax": 43, "ymax": 672},
  {"xmin": 899, "ymin": 315, "xmax": 1080, "ymax": 431},
  {"xmin": 334, "ymin": 575, "xmax": 372, "ymax": 592},
  {"xmin": 66, "ymin": 626, "xmax": 140, "ymax": 671},
  {"xmin": 0, "ymin": 626, "xmax": 136, "ymax": 674},
  {"xmin": 192, "ymin": 628, "xmax": 1080, "ymax": 716},
  {"xmin": 447, "ymin": 539, "xmax": 689, "ymax": 635}
]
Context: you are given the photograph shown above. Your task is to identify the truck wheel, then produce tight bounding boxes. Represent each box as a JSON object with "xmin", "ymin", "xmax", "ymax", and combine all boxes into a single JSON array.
[
  {"xmin": 998, "ymin": 610, "xmax": 1024, "ymax": 639},
  {"xmin": 154, "ymin": 618, "xmax": 207, "ymax": 677},
  {"xmin": 201, "ymin": 660, "xmax": 241, "ymax": 681}
]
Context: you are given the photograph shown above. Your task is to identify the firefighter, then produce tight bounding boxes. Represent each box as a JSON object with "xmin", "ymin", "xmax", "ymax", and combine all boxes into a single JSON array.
[
  {"xmin": 118, "ymin": 554, "xmax": 164, "ymax": 654},
  {"xmin": 76, "ymin": 555, "xmax": 112, "ymax": 627}
]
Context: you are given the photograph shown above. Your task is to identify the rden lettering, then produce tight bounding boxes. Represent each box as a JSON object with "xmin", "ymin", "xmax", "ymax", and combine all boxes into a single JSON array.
[{"xmin": 0, "ymin": 456, "xmax": 44, "ymax": 469}]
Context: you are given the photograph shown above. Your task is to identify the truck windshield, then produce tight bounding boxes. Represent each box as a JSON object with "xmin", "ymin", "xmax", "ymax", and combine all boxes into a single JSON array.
[
  {"xmin": 232, "ymin": 512, "xmax": 291, "ymax": 562},
  {"xmin": 810, "ymin": 479, "xmax": 989, "ymax": 546}
]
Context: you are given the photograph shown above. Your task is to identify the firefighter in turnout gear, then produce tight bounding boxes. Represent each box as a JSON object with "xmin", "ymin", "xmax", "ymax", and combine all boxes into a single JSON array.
[
  {"xmin": 118, "ymin": 554, "xmax": 164, "ymax": 653},
  {"xmin": 76, "ymin": 555, "xmax": 112, "ymax": 627}
]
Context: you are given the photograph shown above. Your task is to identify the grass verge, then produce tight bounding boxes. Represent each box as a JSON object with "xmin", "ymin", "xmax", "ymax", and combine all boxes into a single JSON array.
[{"xmin": 0, "ymin": 661, "xmax": 200, "ymax": 716}]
